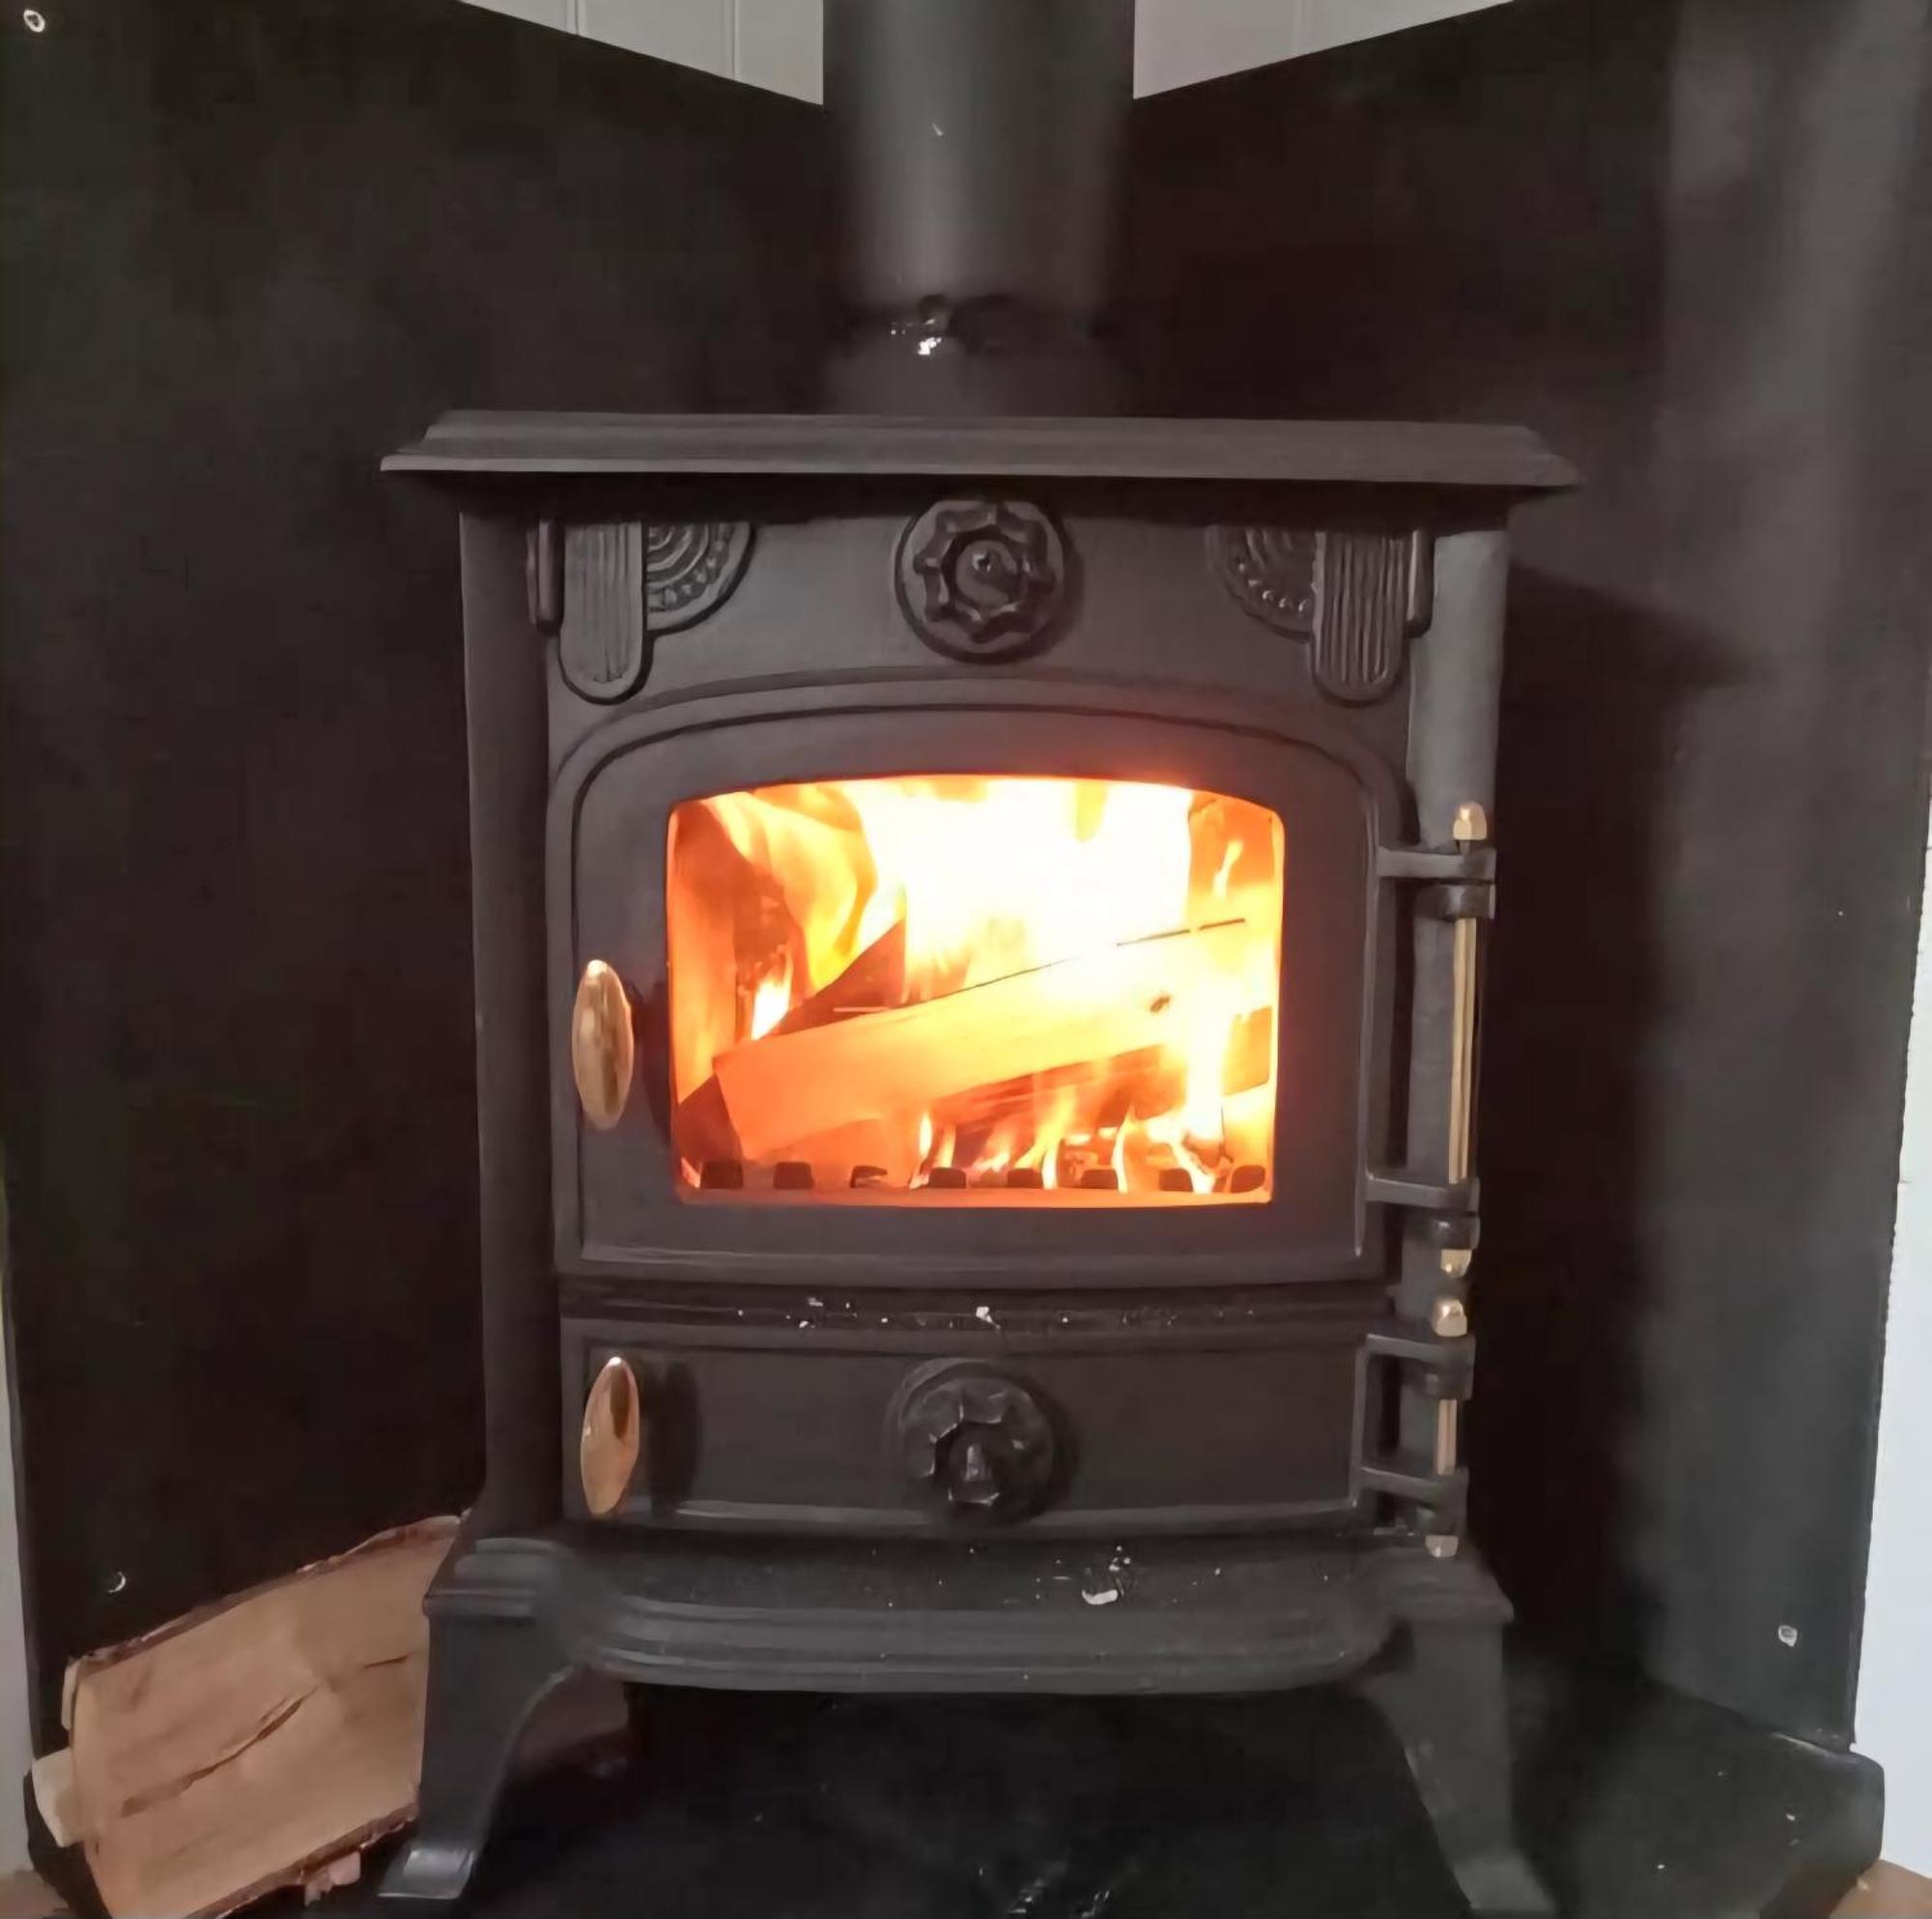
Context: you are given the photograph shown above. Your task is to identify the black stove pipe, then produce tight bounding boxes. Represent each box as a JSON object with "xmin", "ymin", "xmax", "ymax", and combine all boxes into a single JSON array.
[{"xmin": 822, "ymin": 0, "xmax": 1134, "ymax": 415}]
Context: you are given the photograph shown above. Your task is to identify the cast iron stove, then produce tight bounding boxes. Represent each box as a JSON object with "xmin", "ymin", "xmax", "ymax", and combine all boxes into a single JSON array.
[{"xmin": 379, "ymin": 8, "xmax": 1577, "ymax": 1915}]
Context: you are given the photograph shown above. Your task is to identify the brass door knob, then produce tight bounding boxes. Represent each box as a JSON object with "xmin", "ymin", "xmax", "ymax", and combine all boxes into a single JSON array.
[
  {"xmin": 571, "ymin": 959, "xmax": 635, "ymax": 1130},
  {"xmin": 580, "ymin": 1355, "xmax": 643, "ymax": 1517}
]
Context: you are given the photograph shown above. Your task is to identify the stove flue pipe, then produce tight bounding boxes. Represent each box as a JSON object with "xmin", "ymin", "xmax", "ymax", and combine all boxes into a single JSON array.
[{"xmin": 822, "ymin": 0, "xmax": 1134, "ymax": 414}]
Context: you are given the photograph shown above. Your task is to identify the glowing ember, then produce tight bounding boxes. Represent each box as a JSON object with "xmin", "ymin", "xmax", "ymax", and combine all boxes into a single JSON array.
[
  {"xmin": 748, "ymin": 954, "xmax": 794, "ymax": 1041},
  {"xmin": 665, "ymin": 776, "xmax": 1283, "ymax": 1201}
]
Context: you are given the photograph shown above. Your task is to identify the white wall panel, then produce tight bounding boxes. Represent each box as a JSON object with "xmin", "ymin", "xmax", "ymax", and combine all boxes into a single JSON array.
[
  {"xmin": 735, "ymin": 0, "xmax": 823, "ymax": 101},
  {"xmin": 455, "ymin": 0, "xmax": 1511, "ymax": 101},
  {"xmin": 578, "ymin": 0, "xmax": 733, "ymax": 77},
  {"xmin": 458, "ymin": 0, "xmax": 572, "ymax": 28},
  {"xmin": 1857, "ymin": 823, "xmax": 1932, "ymax": 1875},
  {"xmin": 1134, "ymin": 0, "xmax": 1307, "ymax": 97},
  {"xmin": 0, "ymin": 1243, "xmax": 27, "ymax": 1869},
  {"xmin": 1300, "ymin": 0, "xmax": 1512, "ymax": 59}
]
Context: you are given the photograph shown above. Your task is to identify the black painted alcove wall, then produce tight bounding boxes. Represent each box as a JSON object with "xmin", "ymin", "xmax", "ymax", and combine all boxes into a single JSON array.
[
  {"xmin": 1124, "ymin": 0, "xmax": 1932, "ymax": 1740},
  {"xmin": 2, "ymin": 0, "xmax": 1925, "ymax": 1761},
  {"xmin": 0, "ymin": 0, "xmax": 827, "ymax": 1742}
]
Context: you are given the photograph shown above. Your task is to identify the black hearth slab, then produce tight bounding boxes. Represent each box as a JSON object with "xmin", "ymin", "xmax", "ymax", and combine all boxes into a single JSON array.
[
  {"xmin": 435, "ymin": 1527, "xmax": 1507, "ymax": 1695},
  {"xmin": 330, "ymin": 1654, "xmax": 1876, "ymax": 1919},
  {"xmin": 382, "ymin": 411, "xmax": 1578, "ymax": 493}
]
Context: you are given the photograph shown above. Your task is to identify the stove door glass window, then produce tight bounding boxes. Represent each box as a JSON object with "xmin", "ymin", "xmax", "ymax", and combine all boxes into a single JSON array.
[{"xmin": 662, "ymin": 776, "xmax": 1284, "ymax": 1203}]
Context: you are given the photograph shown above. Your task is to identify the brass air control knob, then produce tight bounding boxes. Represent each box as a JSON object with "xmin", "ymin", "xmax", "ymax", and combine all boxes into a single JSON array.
[{"xmin": 580, "ymin": 1355, "xmax": 642, "ymax": 1516}]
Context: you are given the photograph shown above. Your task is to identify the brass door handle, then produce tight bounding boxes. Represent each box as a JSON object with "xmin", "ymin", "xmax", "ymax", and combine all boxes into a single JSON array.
[
  {"xmin": 1428, "ymin": 806, "xmax": 1487, "ymax": 1558},
  {"xmin": 571, "ymin": 959, "xmax": 635, "ymax": 1131},
  {"xmin": 1440, "ymin": 803, "xmax": 1488, "ymax": 1278}
]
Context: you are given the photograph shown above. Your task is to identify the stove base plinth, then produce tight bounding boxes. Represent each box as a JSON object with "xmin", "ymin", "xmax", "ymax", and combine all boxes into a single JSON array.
[{"xmin": 384, "ymin": 1526, "xmax": 1541, "ymax": 1909}]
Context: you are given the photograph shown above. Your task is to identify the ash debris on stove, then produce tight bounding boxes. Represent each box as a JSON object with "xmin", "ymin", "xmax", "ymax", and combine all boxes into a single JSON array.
[{"xmin": 1080, "ymin": 1547, "xmax": 1134, "ymax": 1608}]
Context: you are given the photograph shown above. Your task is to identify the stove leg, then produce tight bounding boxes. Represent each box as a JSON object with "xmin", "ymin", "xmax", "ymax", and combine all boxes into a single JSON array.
[
  {"xmin": 381, "ymin": 1612, "xmax": 574, "ymax": 1905},
  {"xmin": 1357, "ymin": 1617, "xmax": 1552, "ymax": 1918}
]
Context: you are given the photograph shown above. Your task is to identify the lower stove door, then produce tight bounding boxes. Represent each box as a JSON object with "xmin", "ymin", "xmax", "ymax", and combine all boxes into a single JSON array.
[{"xmin": 559, "ymin": 1296, "xmax": 1376, "ymax": 1538}]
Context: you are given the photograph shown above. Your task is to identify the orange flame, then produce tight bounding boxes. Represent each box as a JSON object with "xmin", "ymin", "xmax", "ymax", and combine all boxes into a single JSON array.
[
  {"xmin": 668, "ymin": 776, "xmax": 1283, "ymax": 1201},
  {"xmin": 748, "ymin": 953, "xmax": 794, "ymax": 1040}
]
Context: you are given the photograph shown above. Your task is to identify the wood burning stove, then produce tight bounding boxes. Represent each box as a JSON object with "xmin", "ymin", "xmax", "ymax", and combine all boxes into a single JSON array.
[
  {"xmin": 380, "ymin": 414, "xmax": 1572, "ymax": 1912},
  {"xmin": 379, "ymin": 7, "xmax": 1576, "ymax": 1914}
]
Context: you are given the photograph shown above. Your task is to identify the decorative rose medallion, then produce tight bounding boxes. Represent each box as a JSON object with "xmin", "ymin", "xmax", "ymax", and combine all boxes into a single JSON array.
[{"xmin": 895, "ymin": 498, "xmax": 1068, "ymax": 663}]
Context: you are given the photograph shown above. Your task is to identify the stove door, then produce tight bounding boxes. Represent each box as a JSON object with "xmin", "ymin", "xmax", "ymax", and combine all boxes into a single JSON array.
[{"xmin": 551, "ymin": 684, "xmax": 1398, "ymax": 1292}]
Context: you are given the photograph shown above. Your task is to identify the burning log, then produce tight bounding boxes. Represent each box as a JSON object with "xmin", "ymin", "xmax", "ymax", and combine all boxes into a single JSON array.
[
  {"xmin": 941, "ymin": 1005, "xmax": 1273, "ymax": 1133},
  {"xmin": 672, "ymin": 922, "xmax": 907, "ymax": 1165},
  {"xmin": 767, "ymin": 917, "xmax": 905, "ymax": 1036},
  {"xmin": 702, "ymin": 920, "xmax": 1254, "ymax": 1165}
]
